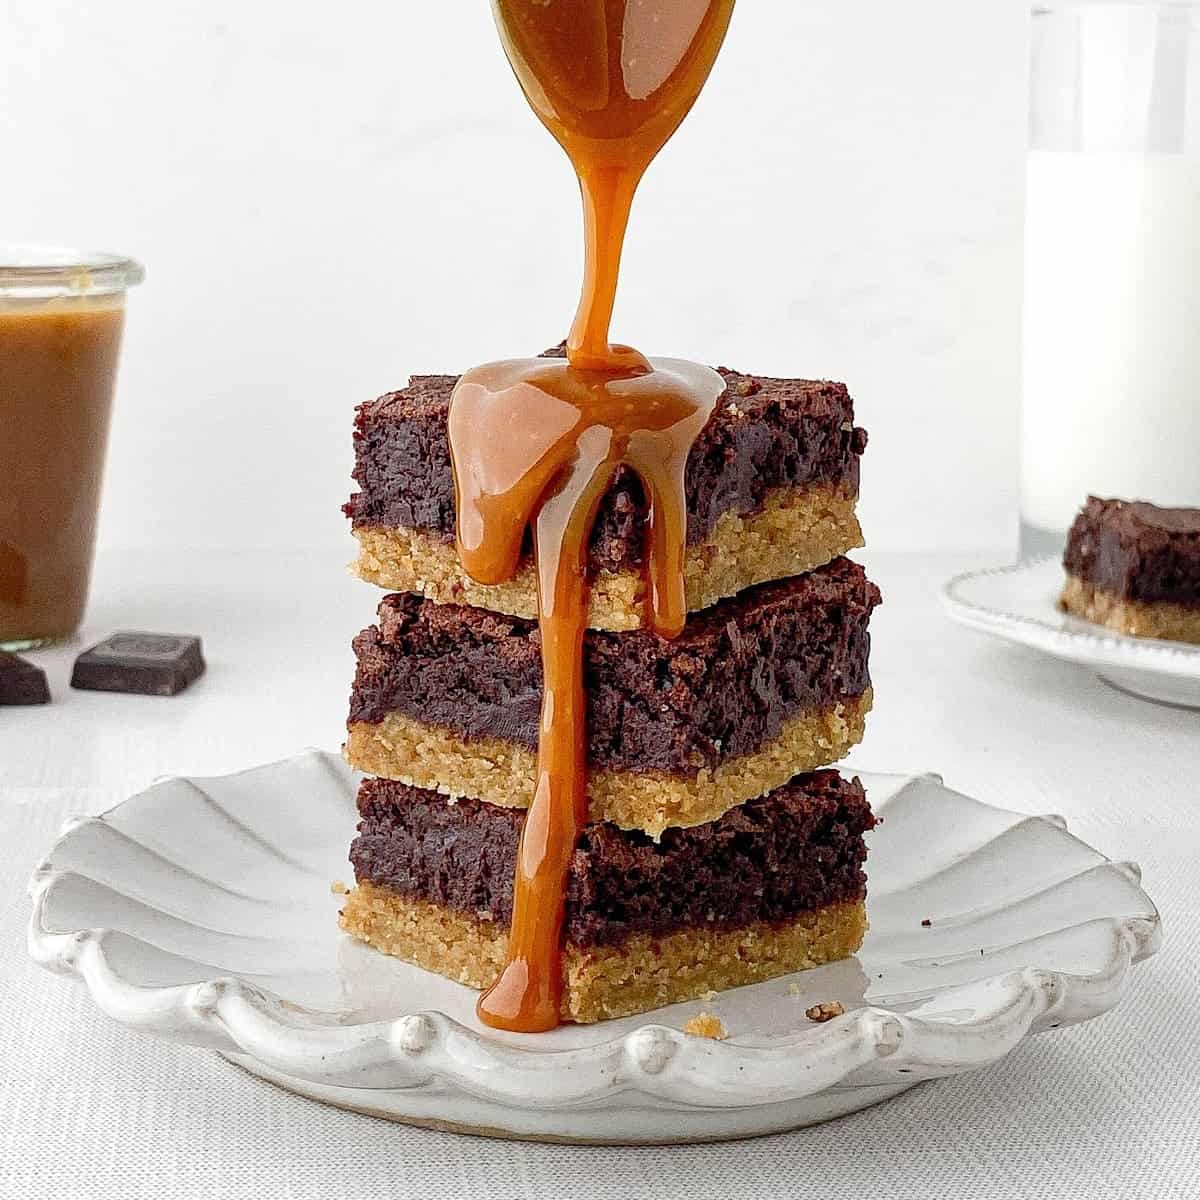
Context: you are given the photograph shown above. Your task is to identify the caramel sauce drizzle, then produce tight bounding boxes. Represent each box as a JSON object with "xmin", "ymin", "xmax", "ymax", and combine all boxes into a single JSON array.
[{"xmin": 448, "ymin": 0, "xmax": 735, "ymax": 1032}]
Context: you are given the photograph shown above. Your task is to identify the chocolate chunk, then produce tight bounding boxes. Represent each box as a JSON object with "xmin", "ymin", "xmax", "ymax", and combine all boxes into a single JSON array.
[
  {"xmin": 0, "ymin": 650, "xmax": 50, "ymax": 705},
  {"xmin": 70, "ymin": 632, "xmax": 205, "ymax": 696}
]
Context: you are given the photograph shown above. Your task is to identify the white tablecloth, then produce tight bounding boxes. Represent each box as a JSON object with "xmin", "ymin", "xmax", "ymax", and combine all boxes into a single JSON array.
[{"xmin": 2, "ymin": 549, "xmax": 1198, "ymax": 1200}]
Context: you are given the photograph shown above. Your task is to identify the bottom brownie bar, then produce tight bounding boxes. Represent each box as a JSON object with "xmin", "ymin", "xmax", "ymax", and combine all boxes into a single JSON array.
[{"xmin": 339, "ymin": 771, "xmax": 875, "ymax": 1023}]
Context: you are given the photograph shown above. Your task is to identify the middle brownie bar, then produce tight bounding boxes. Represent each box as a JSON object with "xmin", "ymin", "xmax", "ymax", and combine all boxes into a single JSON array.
[{"xmin": 346, "ymin": 556, "xmax": 879, "ymax": 836}]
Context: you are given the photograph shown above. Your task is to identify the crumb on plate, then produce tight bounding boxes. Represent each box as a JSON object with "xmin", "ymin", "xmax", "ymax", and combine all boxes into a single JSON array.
[
  {"xmin": 683, "ymin": 1012, "xmax": 728, "ymax": 1040},
  {"xmin": 805, "ymin": 1000, "xmax": 845, "ymax": 1023}
]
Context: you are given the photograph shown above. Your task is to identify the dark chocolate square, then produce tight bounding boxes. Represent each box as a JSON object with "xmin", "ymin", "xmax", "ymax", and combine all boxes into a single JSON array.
[
  {"xmin": 0, "ymin": 650, "xmax": 50, "ymax": 705},
  {"xmin": 70, "ymin": 632, "xmax": 205, "ymax": 696}
]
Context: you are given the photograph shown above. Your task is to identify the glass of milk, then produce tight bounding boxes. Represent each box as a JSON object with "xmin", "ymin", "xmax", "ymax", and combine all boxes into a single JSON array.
[{"xmin": 1020, "ymin": 0, "xmax": 1200, "ymax": 558}]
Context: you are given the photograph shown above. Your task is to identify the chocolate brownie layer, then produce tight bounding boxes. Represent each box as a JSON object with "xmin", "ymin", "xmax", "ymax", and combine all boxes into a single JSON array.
[
  {"xmin": 348, "ymin": 771, "xmax": 875, "ymax": 948},
  {"xmin": 1063, "ymin": 496, "xmax": 1200, "ymax": 608},
  {"xmin": 344, "ymin": 359, "xmax": 866, "ymax": 574},
  {"xmin": 349, "ymin": 557, "xmax": 878, "ymax": 775}
]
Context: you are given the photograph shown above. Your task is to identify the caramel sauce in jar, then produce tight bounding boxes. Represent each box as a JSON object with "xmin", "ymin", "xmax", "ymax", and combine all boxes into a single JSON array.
[{"xmin": 0, "ymin": 292, "xmax": 128, "ymax": 648}]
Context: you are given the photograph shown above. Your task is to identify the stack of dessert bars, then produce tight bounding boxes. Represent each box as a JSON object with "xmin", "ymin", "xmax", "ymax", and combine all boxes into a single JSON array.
[{"xmin": 338, "ymin": 364, "xmax": 881, "ymax": 1023}]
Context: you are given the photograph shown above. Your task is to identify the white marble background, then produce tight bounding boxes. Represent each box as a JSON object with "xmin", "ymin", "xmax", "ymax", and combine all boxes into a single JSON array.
[{"xmin": 2, "ymin": 0, "xmax": 1027, "ymax": 556}]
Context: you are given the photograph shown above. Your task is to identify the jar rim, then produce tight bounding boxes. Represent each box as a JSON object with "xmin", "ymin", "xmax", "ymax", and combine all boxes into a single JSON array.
[{"xmin": 0, "ymin": 246, "xmax": 145, "ymax": 296}]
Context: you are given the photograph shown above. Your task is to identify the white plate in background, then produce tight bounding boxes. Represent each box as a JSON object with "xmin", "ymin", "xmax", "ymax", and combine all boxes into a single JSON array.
[{"xmin": 944, "ymin": 557, "xmax": 1200, "ymax": 709}]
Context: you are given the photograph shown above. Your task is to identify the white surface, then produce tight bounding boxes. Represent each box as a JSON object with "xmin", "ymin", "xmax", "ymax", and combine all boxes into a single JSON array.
[
  {"xmin": 0, "ymin": 2, "xmax": 1026, "ymax": 556},
  {"xmin": 2, "ymin": 548, "xmax": 1199, "ymax": 1195},
  {"xmin": 29, "ymin": 754, "xmax": 1159, "ymax": 1142},
  {"xmin": 944, "ymin": 557, "xmax": 1200, "ymax": 708},
  {"xmin": 1020, "ymin": 152, "xmax": 1200, "ymax": 533}
]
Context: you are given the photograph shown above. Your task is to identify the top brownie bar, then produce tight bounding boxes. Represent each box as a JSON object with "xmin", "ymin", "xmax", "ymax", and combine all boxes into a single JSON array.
[
  {"xmin": 345, "ymin": 364, "xmax": 866, "ymax": 569},
  {"xmin": 1063, "ymin": 496, "xmax": 1200, "ymax": 607},
  {"xmin": 345, "ymin": 352, "xmax": 868, "ymax": 628}
]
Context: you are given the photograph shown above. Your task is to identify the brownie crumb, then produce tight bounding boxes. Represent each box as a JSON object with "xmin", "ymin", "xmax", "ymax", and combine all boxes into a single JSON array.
[
  {"xmin": 921, "ymin": 917, "xmax": 932, "ymax": 927},
  {"xmin": 683, "ymin": 1012, "xmax": 728, "ymax": 1040},
  {"xmin": 805, "ymin": 1000, "xmax": 845, "ymax": 1023}
]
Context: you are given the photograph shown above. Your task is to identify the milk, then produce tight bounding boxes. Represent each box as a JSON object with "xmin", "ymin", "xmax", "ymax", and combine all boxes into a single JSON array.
[{"xmin": 1020, "ymin": 150, "xmax": 1200, "ymax": 543}]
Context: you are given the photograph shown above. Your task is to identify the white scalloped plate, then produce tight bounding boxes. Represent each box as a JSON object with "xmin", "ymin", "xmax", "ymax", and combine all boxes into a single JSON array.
[
  {"xmin": 944, "ymin": 557, "xmax": 1200, "ymax": 709},
  {"xmin": 27, "ymin": 751, "xmax": 1160, "ymax": 1144}
]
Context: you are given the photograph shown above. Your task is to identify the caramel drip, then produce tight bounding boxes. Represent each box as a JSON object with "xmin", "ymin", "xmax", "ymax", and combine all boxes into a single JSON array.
[
  {"xmin": 494, "ymin": 0, "xmax": 735, "ymax": 370},
  {"xmin": 451, "ymin": 359, "xmax": 720, "ymax": 1030},
  {"xmin": 448, "ymin": 0, "xmax": 735, "ymax": 1032}
]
